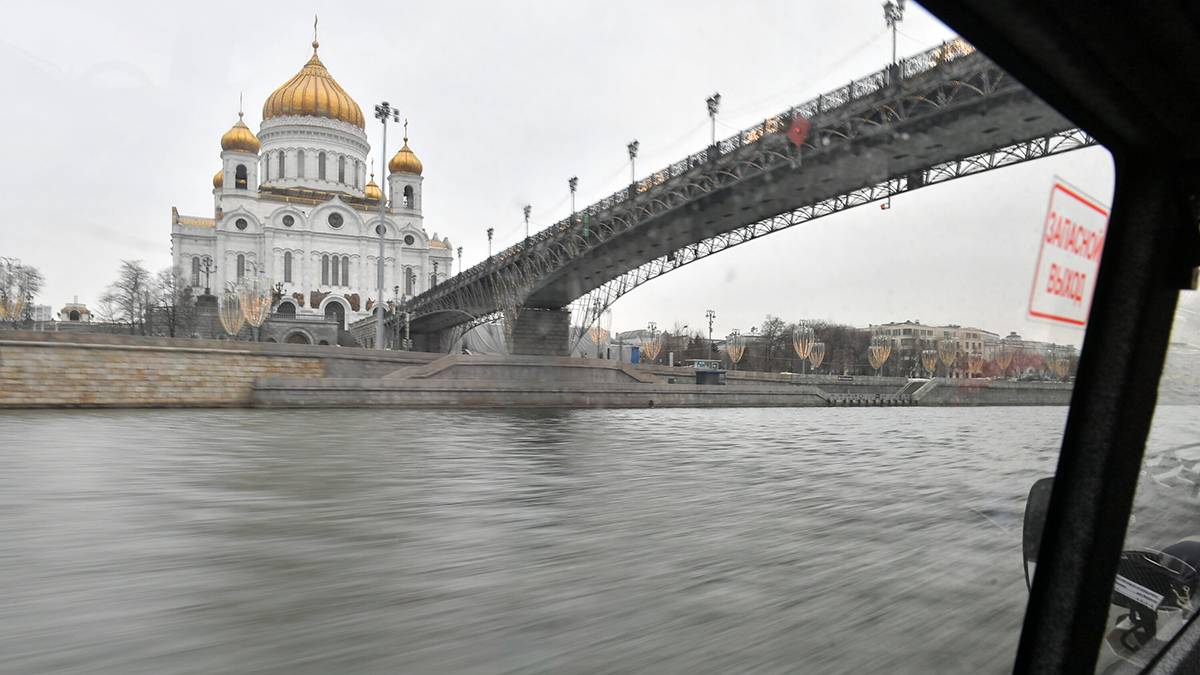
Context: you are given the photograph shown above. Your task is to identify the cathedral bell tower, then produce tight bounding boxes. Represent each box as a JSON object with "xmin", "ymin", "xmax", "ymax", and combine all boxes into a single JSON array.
[
  {"xmin": 387, "ymin": 121, "xmax": 423, "ymax": 213},
  {"xmin": 217, "ymin": 106, "xmax": 261, "ymax": 195}
]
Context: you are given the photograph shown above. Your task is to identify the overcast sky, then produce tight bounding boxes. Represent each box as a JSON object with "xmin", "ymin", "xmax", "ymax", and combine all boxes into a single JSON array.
[{"xmin": 1, "ymin": 1, "xmax": 1114, "ymax": 345}]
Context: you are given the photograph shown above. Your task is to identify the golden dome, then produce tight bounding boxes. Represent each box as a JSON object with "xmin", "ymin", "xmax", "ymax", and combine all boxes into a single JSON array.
[
  {"xmin": 220, "ymin": 112, "xmax": 261, "ymax": 153},
  {"xmin": 388, "ymin": 134, "xmax": 423, "ymax": 176},
  {"xmin": 364, "ymin": 172, "xmax": 382, "ymax": 201},
  {"xmin": 212, "ymin": 169, "xmax": 224, "ymax": 188},
  {"xmin": 262, "ymin": 40, "xmax": 365, "ymax": 129}
]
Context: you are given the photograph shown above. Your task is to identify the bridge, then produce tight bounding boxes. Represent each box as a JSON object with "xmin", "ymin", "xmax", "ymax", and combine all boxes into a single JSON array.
[{"xmin": 351, "ymin": 38, "xmax": 1094, "ymax": 354}]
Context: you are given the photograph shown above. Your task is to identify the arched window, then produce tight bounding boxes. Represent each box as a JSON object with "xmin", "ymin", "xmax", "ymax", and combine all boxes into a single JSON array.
[
  {"xmin": 318, "ymin": 152, "xmax": 326, "ymax": 180},
  {"xmin": 237, "ymin": 254, "xmax": 245, "ymax": 281},
  {"xmin": 430, "ymin": 271, "xmax": 437, "ymax": 288},
  {"xmin": 321, "ymin": 254, "xmax": 330, "ymax": 285},
  {"xmin": 403, "ymin": 185, "xmax": 414, "ymax": 208},
  {"xmin": 235, "ymin": 164, "xmax": 247, "ymax": 189},
  {"xmin": 191, "ymin": 257, "xmax": 200, "ymax": 286},
  {"xmin": 331, "ymin": 255, "xmax": 340, "ymax": 286},
  {"xmin": 276, "ymin": 301, "xmax": 296, "ymax": 317},
  {"xmin": 283, "ymin": 252, "xmax": 293, "ymax": 283},
  {"xmin": 341, "ymin": 256, "xmax": 349, "ymax": 287},
  {"xmin": 338, "ymin": 156, "xmax": 346, "ymax": 183},
  {"xmin": 405, "ymin": 268, "xmax": 415, "ymax": 296},
  {"xmin": 297, "ymin": 149, "xmax": 305, "ymax": 178},
  {"xmin": 277, "ymin": 151, "xmax": 285, "ymax": 179}
]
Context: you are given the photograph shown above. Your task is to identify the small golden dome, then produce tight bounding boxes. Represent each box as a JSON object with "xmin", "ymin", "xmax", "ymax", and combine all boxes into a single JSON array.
[
  {"xmin": 388, "ymin": 135, "xmax": 423, "ymax": 176},
  {"xmin": 220, "ymin": 112, "xmax": 260, "ymax": 153},
  {"xmin": 364, "ymin": 172, "xmax": 382, "ymax": 201},
  {"xmin": 213, "ymin": 169, "xmax": 224, "ymax": 188},
  {"xmin": 262, "ymin": 41, "xmax": 365, "ymax": 129}
]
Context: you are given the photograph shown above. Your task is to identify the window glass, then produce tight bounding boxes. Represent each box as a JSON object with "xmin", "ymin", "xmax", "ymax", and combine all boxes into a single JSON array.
[
  {"xmin": 1093, "ymin": 290, "xmax": 1200, "ymax": 671},
  {"xmin": 0, "ymin": 5, "xmax": 1132, "ymax": 674}
]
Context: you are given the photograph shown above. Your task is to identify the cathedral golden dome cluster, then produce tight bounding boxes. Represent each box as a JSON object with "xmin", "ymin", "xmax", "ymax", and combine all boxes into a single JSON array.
[
  {"xmin": 261, "ymin": 40, "xmax": 365, "ymax": 129},
  {"xmin": 212, "ymin": 169, "xmax": 223, "ymax": 188},
  {"xmin": 212, "ymin": 32, "xmax": 425, "ymax": 189},
  {"xmin": 220, "ymin": 112, "xmax": 261, "ymax": 153}
]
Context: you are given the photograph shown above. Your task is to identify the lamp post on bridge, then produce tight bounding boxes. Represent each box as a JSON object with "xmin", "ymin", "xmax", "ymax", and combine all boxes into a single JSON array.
[
  {"xmin": 883, "ymin": 0, "xmax": 906, "ymax": 66},
  {"xmin": 523, "ymin": 204, "xmax": 531, "ymax": 243},
  {"xmin": 706, "ymin": 93, "xmax": 721, "ymax": 147},
  {"xmin": 373, "ymin": 100, "xmax": 400, "ymax": 350},
  {"xmin": 456, "ymin": 246, "xmax": 462, "ymax": 275},
  {"xmin": 568, "ymin": 176, "xmax": 578, "ymax": 217},
  {"xmin": 627, "ymin": 140, "xmax": 639, "ymax": 186},
  {"xmin": 487, "ymin": 227, "xmax": 494, "ymax": 258}
]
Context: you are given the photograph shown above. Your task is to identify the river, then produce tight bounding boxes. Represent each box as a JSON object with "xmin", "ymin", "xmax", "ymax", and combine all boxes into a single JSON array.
[{"xmin": 0, "ymin": 406, "xmax": 1192, "ymax": 674}]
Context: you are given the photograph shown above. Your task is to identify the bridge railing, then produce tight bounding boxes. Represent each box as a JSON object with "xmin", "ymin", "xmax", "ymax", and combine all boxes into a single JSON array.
[{"xmin": 411, "ymin": 37, "xmax": 978, "ymax": 310}]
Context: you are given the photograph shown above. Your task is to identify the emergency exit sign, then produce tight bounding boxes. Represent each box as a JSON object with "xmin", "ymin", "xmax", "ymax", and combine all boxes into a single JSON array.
[{"xmin": 1028, "ymin": 180, "xmax": 1109, "ymax": 327}]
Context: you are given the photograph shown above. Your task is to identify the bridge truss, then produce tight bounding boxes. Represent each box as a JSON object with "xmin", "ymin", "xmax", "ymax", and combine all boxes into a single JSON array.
[
  {"xmin": 365, "ymin": 38, "xmax": 1096, "ymax": 353},
  {"xmin": 565, "ymin": 128, "xmax": 1094, "ymax": 349}
]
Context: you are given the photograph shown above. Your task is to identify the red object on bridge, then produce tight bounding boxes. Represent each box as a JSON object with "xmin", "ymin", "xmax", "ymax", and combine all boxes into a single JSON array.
[{"xmin": 787, "ymin": 113, "xmax": 811, "ymax": 146}]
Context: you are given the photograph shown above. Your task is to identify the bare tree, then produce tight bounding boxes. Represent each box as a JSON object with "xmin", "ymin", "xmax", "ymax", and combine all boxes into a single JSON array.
[
  {"xmin": 101, "ymin": 260, "xmax": 152, "ymax": 335},
  {"xmin": 153, "ymin": 266, "xmax": 197, "ymax": 337},
  {"xmin": 0, "ymin": 257, "xmax": 45, "ymax": 325}
]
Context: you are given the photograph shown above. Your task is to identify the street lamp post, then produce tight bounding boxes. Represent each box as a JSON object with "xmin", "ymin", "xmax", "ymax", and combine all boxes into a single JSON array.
[
  {"xmin": 705, "ymin": 309, "xmax": 716, "ymax": 358},
  {"xmin": 523, "ymin": 205, "xmax": 531, "ymax": 242},
  {"xmin": 487, "ymin": 227, "xmax": 494, "ymax": 258},
  {"xmin": 373, "ymin": 100, "xmax": 400, "ymax": 350},
  {"xmin": 199, "ymin": 255, "xmax": 216, "ymax": 296},
  {"xmin": 456, "ymin": 246, "xmax": 462, "ymax": 275},
  {"xmin": 706, "ymin": 93, "xmax": 721, "ymax": 147},
  {"xmin": 568, "ymin": 176, "xmax": 578, "ymax": 216},
  {"xmin": 627, "ymin": 140, "xmax": 639, "ymax": 186}
]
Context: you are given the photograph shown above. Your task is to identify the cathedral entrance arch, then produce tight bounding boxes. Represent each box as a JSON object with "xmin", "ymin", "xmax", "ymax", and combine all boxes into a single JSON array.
[{"xmin": 323, "ymin": 298, "xmax": 347, "ymax": 329}]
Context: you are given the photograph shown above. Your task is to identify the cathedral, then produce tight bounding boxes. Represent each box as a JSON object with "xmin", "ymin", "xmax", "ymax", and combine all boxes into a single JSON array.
[{"xmin": 171, "ymin": 34, "xmax": 454, "ymax": 329}]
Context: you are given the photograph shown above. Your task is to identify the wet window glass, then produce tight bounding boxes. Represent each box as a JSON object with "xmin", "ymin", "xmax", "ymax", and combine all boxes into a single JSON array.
[
  {"xmin": 1092, "ymin": 292, "xmax": 1200, "ymax": 672},
  {"xmin": 0, "ymin": 3, "xmax": 1130, "ymax": 673}
]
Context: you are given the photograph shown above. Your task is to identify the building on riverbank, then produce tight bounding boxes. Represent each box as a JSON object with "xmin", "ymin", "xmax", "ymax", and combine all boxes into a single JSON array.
[{"xmin": 171, "ymin": 32, "xmax": 454, "ymax": 331}]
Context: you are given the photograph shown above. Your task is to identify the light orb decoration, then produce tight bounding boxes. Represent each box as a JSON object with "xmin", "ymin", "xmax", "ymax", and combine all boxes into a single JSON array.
[
  {"xmin": 725, "ymin": 331, "xmax": 746, "ymax": 369},
  {"xmin": 937, "ymin": 339, "xmax": 958, "ymax": 376},
  {"xmin": 587, "ymin": 308, "xmax": 612, "ymax": 355},
  {"xmin": 808, "ymin": 341, "xmax": 827, "ymax": 372},
  {"xmin": 968, "ymin": 352, "xmax": 984, "ymax": 377},
  {"xmin": 920, "ymin": 349, "xmax": 939, "ymax": 377},
  {"xmin": 641, "ymin": 331, "xmax": 663, "ymax": 363},
  {"xmin": 792, "ymin": 322, "xmax": 816, "ymax": 360},
  {"xmin": 995, "ymin": 344, "xmax": 1015, "ymax": 377},
  {"xmin": 868, "ymin": 335, "xmax": 892, "ymax": 375},
  {"xmin": 218, "ymin": 292, "xmax": 245, "ymax": 338},
  {"xmin": 239, "ymin": 285, "xmax": 272, "ymax": 334}
]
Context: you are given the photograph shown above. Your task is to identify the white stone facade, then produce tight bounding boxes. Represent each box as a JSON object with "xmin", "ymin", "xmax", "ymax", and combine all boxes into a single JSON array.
[{"xmin": 171, "ymin": 101, "xmax": 452, "ymax": 330}]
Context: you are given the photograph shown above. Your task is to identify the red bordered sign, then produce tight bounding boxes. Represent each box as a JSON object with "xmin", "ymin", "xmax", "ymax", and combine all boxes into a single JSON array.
[{"xmin": 1027, "ymin": 179, "xmax": 1109, "ymax": 327}]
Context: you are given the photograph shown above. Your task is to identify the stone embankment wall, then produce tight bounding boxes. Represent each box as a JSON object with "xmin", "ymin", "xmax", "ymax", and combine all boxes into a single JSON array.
[
  {"xmin": 253, "ymin": 378, "xmax": 827, "ymax": 409},
  {"xmin": 913, "ymin": 378, "xmax": 1073, "ymax": 406},
  {"xmin": 0, "ymin": 332, "xmax": 437, "ymax": 408},
  {"xmin": 0, "ymin": 332, "xmax": 1074, "ymax": 409}
]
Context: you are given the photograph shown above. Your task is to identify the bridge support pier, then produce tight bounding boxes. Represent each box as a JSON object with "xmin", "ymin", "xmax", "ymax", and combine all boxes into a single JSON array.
[{"xmin": 510, "ymin": 308, "xmax": 571, "ymax": 356}]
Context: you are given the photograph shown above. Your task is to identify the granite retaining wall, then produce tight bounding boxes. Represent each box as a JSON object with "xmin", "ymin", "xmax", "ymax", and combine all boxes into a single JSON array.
[{"xmin": 0, "ymin": 331, "xmax": 438, "ymax": 408}]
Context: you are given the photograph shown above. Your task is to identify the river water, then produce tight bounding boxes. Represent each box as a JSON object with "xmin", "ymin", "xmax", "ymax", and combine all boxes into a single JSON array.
[{"xmin": 0, "ymin": 406, "xmax": 1188, "ymax": 674}]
